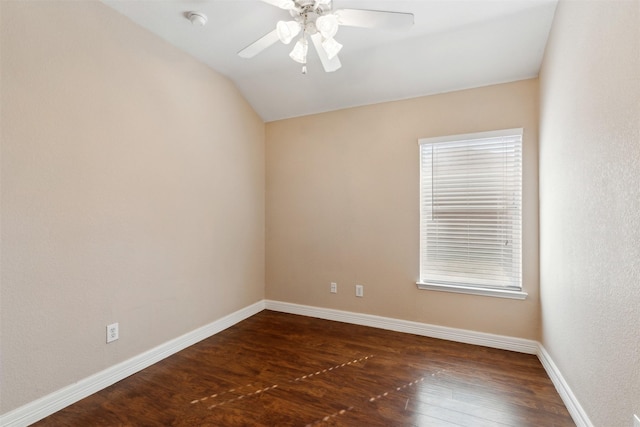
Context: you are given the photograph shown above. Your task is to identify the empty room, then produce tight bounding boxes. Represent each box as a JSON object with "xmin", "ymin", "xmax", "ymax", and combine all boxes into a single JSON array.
[{"xmin": 1, "ymin": 0, "xmax": 638, "ymax": 426}]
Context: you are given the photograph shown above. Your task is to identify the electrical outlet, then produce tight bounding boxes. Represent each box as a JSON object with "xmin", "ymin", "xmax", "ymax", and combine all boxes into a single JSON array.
[
  {"xmin": 633, "ymin": 414, "xmax": 639, "ymax": 427},
  {"xmin": 106, "ymin": 323, "xmax": 119, "ymax": 343},
  {"xmin": 355, "ymin": 284, "xmax": 364, "ymax": 297},
  {"xmin": 330, "ymin": 282, "xmax": 337, "ymax": 293}
]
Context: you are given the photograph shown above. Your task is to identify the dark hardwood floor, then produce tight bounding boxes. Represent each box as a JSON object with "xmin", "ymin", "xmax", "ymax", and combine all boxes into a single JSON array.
[{"xmin": 34, "ymin": 310, "xmax": 574, "ymax": 426}]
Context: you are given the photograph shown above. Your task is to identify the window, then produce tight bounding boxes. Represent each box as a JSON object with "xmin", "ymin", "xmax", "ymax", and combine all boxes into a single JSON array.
[{"xmin": 417, "ymin": 129, "xmax": 526, "ymax": 299}]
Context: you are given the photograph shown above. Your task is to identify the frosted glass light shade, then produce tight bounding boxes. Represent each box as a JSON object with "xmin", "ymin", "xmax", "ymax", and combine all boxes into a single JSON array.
[
  {"xmin": 321, "ymin": 37, "xmax": 342, "ymax": 59},
  {"xmin": 315, "ymin": 14, "xmax": 339, "ymax": 39},
  {"xmin": 289, "ymin": 38, "xmax": 308, "ymax": 63},
  {"xmin": 276, "ymin": 20, "xmax": 301, "ymax": 44}
]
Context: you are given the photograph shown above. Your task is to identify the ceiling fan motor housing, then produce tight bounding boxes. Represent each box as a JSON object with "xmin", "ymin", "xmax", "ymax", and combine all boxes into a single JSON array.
[{"xmin": 290, "ymin": 0, "xmax": 331, "ymax": 35}]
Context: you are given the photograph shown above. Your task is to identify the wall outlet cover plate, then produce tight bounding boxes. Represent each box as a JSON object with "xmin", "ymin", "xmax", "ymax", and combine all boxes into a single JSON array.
[{"xmin": 107, "ymin": 323, "xmax": 119, "ymax": 343}]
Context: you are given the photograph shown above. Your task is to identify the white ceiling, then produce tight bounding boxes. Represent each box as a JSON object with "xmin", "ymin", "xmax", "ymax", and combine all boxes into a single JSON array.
[{"xmin": 101, "ymin": 0, "xmax": 557, "ymax": 122}]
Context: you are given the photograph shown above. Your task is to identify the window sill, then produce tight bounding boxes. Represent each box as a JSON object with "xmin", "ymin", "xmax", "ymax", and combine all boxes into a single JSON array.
[{"xmin": 416, "ymin": 282, "xmax": 528, "ymax": 300}]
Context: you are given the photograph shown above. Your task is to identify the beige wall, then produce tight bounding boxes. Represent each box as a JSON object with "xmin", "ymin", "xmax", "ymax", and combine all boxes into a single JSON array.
[
  {"xmin": 0, "ymin": 1, "xmax": 265, "ymax": 413},
  {"xmin": 266, "ymin": 79, "xmax": 540, "ymax": 340},
  {"xmin": 539, "ymin": 1, "xmax": 640, "ymax": 426},
  {"xmin": 10, "ymin": 1, "xmax": 637, "ymax": 424}
]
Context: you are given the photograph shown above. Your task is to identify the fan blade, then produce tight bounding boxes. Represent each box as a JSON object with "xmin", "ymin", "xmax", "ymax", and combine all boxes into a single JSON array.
[
  {"xmin": 238, "ymin": 29, "xmax": 280, "ymax": 58},
  {"xmin": 335, "ymin": 9, "xmax": 414, "ymax": 30},
  {"xmin": 310, "ymin": 33, "xmax": 341, "ymax": 72},
  {"xmin": 260, "ymin": 0, "xmax": 296, "ymax": 10}
]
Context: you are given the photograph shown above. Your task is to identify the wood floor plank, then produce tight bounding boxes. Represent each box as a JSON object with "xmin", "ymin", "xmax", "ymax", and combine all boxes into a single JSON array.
[{"xmin": 33, "ymin": 310, "xmax": 575, "ymax": 426}]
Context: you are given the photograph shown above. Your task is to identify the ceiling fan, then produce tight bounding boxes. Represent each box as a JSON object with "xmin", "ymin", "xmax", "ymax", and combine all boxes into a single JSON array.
[{"xmin": 238, "ymin": 0, "xmax": 414, "ymax": 74}]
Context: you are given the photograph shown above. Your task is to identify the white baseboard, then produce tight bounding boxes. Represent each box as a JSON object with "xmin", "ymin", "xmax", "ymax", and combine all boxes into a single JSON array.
[
  {"xmin": 537, "ymin": 345, "xmax": 593, "ymax": 427},
  {"xmin": 1, "ymin": 299, "xmax": 591, "ymax": 427},
  {"xmin": 264, "ymin": 300, "xmax": 592, "ymax": 427},
  {"xmin": 264, "ymin": 300, "xmax": 539, "ymax": 354},
  {"xmin": 0, "ymin": 300, "xmax": 265, "ymax": 427}
]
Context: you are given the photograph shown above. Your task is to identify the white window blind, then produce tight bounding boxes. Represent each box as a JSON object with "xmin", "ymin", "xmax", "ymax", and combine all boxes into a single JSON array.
[{"xmin": 419, "ymin": 129, "xmax": 522, "ymax": 291}]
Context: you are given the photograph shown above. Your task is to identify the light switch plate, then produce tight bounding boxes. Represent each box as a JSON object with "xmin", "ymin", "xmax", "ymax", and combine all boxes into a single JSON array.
[{"xmin": 633, "ymin": 414, "xmax": 639, "ymax": 427}]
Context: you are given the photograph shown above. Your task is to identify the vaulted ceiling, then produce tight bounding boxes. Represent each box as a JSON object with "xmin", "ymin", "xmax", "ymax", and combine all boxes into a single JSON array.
[{"xmin": 102, "ymin": 0, "xmax": 557, "ymax": 122}]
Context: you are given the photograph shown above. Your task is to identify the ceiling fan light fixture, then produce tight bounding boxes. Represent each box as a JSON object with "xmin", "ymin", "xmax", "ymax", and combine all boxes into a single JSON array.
[
  {"xmin": 315, "ymin": 14, "xmax": 339, "ymax": 39},
  {"xmin": 276, "ymin": 20, "xmax": 301, "ymax": 44},
  {"xmin": 289, "ymin": 37, "xmax": 309, "ymax": 63},
  {"xmin": 321, "ymin": 37, "xmax": 342, "ymax": 59},
  {"xmin": 240, "ymin": 1, "xmax": 414, "ymax": 73}
]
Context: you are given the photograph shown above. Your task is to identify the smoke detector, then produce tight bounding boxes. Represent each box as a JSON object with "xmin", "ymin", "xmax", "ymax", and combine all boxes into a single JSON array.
[{"xmin": 187, "ymin": 11, "xmax": 208, "ymax": 26}]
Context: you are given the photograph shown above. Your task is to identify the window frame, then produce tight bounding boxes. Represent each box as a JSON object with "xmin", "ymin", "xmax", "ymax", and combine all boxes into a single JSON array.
[{"xmin": 416, "ymin": 128, "xmax": 527, "ymax": 300}]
